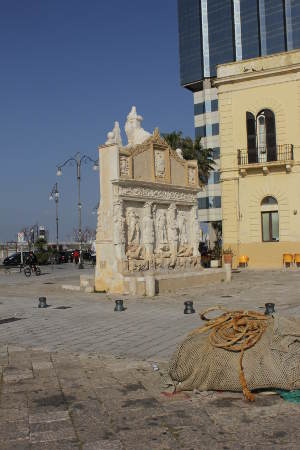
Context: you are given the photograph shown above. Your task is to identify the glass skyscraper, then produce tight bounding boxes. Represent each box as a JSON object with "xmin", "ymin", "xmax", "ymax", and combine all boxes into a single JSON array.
[{"xmin": 177, "ymin": 0, "xmax": 300, "ymax": 237}]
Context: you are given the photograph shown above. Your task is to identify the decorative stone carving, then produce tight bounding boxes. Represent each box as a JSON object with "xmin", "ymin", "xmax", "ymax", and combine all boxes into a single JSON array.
[
  {"xmin": 178, "ymin": 211, "xmax": 188, "ymax": 246},
  {"xmin": 154, "ymin": 150, "xmax": 166, "ymax": 178},
  {"xmin": 96, "ymin": 108, "xmax": 202, "ymax": 294},
  {"xmin": 105, "ymin": 121, "xmax": 123, "ymax": 146},
  {"xmin": 126, "ymin": 244, "xmax": 144, "ymax": 260},
  {"xmin": 127, "ymin": 208, "xmax": 141, "ymax": 245},
  {"xmin": 191, "ymin": 205, "xmax": 201, "ymax": 256},
  {"xmin": 125, "ymin": 106, "xmax": 151, "ymax": 146},
  {"xmin": 188, "ymin": 167, "xmax": 196, "ymax": 185},
  {"xmin": 116, "ymin": 184, "xmax": 197, "ymax": 204},
  {"xmin": 167, "ymin": 203, "xmax": 178, "ymax": 256},
  {"xmin": 156, "ymin": 211, "xmax": 168, "ymax": 246},
  {"xmin": 142, "ymin": 202, "xmax": 155, "ymax": 258},
  {"xmin": 113, "ymin": 201, "xmax": 126, "ymax": 260},
  {"xmin": 176, "ymin": 148, "xmax": 183, "ymax": 159},
  {"xmin": 120, "ymin": 155, "xmax": 130, "ymax": 177}
]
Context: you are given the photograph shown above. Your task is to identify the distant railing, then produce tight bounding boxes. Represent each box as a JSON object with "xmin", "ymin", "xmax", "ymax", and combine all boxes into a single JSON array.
[{"xmin": 238, "ymin": 144, "xmax": 294, "ymax": 166}]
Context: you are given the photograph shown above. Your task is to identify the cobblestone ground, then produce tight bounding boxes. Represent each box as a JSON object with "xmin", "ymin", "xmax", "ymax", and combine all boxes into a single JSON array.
[{"xmin": 0, "ymin": 265, "xmax": 300, "ymax": 449}]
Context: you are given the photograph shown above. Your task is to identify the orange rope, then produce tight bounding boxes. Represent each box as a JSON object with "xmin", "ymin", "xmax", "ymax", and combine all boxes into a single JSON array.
[{"xmin": 189, "ymin": 307, "xmax": 269, "ymax": 401}]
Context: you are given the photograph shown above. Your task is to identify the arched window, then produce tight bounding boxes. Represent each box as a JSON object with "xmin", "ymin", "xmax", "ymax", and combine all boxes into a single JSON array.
[
  {"xmin": 261, "ymin": 196, "xmax": 279, "ymax": 242},
  {"xmin": 246, "ymin": 109, "xmax": 277, "ymax": 163}
]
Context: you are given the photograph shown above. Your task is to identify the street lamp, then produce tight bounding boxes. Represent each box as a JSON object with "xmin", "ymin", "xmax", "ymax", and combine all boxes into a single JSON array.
[
  {"xmin": 56, "ymin": 152, "xmax": 99, "ymax": 269},
  {"xmin": 49, "ymin": 182, "xmax": 60, "ymax": 250}
]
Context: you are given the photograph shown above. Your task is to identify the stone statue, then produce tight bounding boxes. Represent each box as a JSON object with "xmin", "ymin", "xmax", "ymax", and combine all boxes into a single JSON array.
[
  {"xmin": 105, "ymin": 121, "xmax": 123, "ymax": 146},
  {"xmin": 127, "ymin": 209, "xmax": 141, "ymax": 245},
  {"xmin": 125, "ymin": 106, "xmax": 151, "ymax": 146},
  {"xmin": 120, "ymin": 155, "xmax": 129, "ymax": 177},
  {"xmin": 167, "ymin": 203, "xmax": 178, "ymax": 256},
  {"xmin": 178, "ymin": 211, "xmax": 188, "ymax": 245},
  {"xmin": 142, "ymin": 202, "xmax": 155, "ymax": 257},
  {"xmin": 113, "ymin": 201, "xmax": 126, "ymax": 260},
  {"xmin": 156, "ymin": 211, "xmax": 168, "ymax": 246},
  {"xmin": 176, "ymin": 148, "xmax": 183, "ymax": 159},
  {"xmin": 191, "ymin": 205, "xmax": 200, "ymax": 256}
]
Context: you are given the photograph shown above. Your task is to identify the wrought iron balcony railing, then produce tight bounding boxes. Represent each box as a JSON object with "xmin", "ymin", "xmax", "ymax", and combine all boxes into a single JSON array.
[{"xmin": 238, "ymin": 144, "xmax": 294, "ymax": 166}]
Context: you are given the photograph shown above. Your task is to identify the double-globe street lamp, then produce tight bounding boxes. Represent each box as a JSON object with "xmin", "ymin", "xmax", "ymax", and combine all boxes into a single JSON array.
[
  {"xmin": 56, "ymin": 152, "xmax": 98, "ymax": 269},
  {"xmin": 49, "ymin": 182, "xmax": 60, "ymax": 250}
]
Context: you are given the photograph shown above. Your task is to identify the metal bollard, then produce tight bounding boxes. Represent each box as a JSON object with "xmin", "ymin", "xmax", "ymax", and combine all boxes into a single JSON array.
[
  {"xmin": 114, "ymin": 299, "xmax": 125, "ymax": 312},
  {"xmin": 38, "ymin": 297, "xmax": 47, "ymax": 308},
  {"xmin": 265, "ymin": 303, "xmax": 275, "ymax": 316},
  {"xmin": 184, "ymin": 301, "xmax": 195, "ymax": 314}
]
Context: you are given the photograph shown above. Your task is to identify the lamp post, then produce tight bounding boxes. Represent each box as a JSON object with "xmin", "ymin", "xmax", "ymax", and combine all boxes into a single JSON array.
[
  {"xmin": 49, "ymin": 182, "xmax": 60, "ymax": 250},
  {"xmin": 56, "ymin": 152, "xmax": 98, "ymax": 269}
]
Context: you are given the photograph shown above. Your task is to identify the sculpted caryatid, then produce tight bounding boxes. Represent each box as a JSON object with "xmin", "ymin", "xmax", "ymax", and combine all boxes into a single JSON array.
[
  {"xmin": 125, "ymin": 106, "xmax": 151, "ymax": 146},
  {"xmin": 113, "ymin": 201, "xmax": 126, "ymax": 260},
  {"xmin": 156, "ymin": 211, "xmax": 168, "ymax": 246},
  {"xmin": 142, "ymin": 202, "xmax": 155, "ymax": 257},
  {"xmin": 167, "ymin": 203, "xmax": 178, "ymax": 256},
  {"xmin": 178, "ymin": 212, "xmax": 188, "ymax": 246},
  {"xmin": 191, "ymin": 205, "xmax": 200, "ymax": 256},
  {"xmin": 127, "ymin": 209, "xmax": 141, "ymax": 245}
]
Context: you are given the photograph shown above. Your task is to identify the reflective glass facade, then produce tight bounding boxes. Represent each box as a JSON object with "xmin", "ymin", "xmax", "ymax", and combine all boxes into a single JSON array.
[
  {"xmin": 178, "ymin": 0, "xmax": 300, "ymax": 87},
  {"xmin": 264, "ymin": 0, "xmax": 286, "ymax": 54},
  {"xmin": 207, "ymin": 0, "xmax": 235, "ymax": 77},
  {"xmin": 240, "ymin": 0, "xmax": 260, "ymax": 59},
  {"xmin": 177, "ymin": 0, "xmax": 203, "ymax": 86}
]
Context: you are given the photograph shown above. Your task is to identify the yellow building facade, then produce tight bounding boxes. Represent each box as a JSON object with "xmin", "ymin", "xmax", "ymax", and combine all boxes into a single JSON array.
[{"xmin": 215, "ymin": 50, "xmax": 300, "ymax": 268}]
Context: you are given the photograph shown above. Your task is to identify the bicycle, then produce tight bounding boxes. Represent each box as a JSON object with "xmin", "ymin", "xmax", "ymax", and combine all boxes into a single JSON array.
[{"xmin": 24, "ymin": 265, "xmax": 41, "ymax": 277}]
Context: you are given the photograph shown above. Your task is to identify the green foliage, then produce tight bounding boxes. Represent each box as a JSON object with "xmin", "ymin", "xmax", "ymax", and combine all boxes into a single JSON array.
[
  {"xmin": 35, "ymin": 238, "xmax": 47, "ymax": 253},
  {"xmin": 162, "ymin": 131, "xmax": 215, "ymax": 184},
  {"xmin": 36, "ymin": 252, "xmax": 49, "ymax": 265}
]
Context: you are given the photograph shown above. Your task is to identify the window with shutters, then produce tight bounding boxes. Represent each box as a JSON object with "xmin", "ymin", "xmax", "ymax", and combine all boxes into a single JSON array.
[
  {"xmin": 246, "ymin": 109, "xmax": 277, "ymax": 163},
  {"xmin": 261, "ymin": 196, "xmax": 279, "ymax": 242}
]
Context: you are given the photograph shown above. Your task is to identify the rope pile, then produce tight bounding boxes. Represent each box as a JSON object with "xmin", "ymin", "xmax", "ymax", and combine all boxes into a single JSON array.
[{"xmin": 188, "ymin": 306, "xmax": 269, "ymax": 401}]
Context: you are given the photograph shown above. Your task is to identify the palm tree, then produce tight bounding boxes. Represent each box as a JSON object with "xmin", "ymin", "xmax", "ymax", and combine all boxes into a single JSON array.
[{"xmin": 162, "ymin": 132, "xmax": 215, "ymax": 184}]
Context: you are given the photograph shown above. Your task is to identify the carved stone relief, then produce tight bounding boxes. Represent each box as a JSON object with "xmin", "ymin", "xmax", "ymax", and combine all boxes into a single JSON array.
[
  {"xmin": 116, "ymin": 184, "xmax": 197, "ymax": 204},
  {"xmin": 154, "ymin": 150, "xmax": 166, "ymax": 178},
  {"xmin": 188, "ymin": 167, "xmax": 196, "ymax": 185},
  {"xmin": 120, "ymin": 155, "xmax": 129, "ymax": 177}
]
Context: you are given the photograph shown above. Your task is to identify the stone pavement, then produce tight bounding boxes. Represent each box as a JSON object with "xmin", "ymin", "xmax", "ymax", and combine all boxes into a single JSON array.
[
  {"xmin": 0, "ymin": 265, "xmax": 300, "ymax": 360},
  {"xmin": 1, "ymin": 343, "xmax": 300, "ymax": 449},
  {"xmin": 1, "ymin": 265, "xmax": 300, "ymax": 448}
]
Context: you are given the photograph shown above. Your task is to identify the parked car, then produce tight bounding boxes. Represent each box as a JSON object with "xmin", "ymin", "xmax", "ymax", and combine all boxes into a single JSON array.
[{"xmin": 3, "ymin": 252, "xmax": 30, "ymax": 266}]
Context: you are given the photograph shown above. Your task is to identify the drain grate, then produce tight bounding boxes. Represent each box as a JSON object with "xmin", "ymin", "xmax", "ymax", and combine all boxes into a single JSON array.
[
  {"xmin": 0, "ymin": 317, "xmax": 22, "ymax": 325},
  {"xmin": 54, "ymin": 306, "xmax": 72, "ymax": 310}
]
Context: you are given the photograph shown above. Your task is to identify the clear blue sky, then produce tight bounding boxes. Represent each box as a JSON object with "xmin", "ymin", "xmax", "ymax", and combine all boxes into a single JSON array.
[{"xmin": 0, "ymin": 0, "xmax": 194, "ymax": 242}]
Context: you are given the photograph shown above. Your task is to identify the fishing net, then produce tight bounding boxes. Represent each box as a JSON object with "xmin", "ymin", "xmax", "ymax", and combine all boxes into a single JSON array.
[{"xmin": 168, "ymin": 307, "xmax": 300, "ymax": 401}]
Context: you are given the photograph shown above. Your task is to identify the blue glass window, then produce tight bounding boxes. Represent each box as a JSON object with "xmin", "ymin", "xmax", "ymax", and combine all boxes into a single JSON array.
[
  {"xmin": 240, "ymin": 0, "xmax": 260, "ymax": 59},
  {"xmin": 212, "ymin": 123, "xmax": 219, "ymax": 135},
  {"xmin": 214, "ymin": 171, "xmax": 220, "ymax": 184},
  {"xmin": 207, "ymin": 0, "xmax": 235, "ymax": 77},
  {"xmin": 264, "ymin": 0, "xmax": 286, "ymax": 54},
  {"xmin": 196, "ymin": 126, "xmax": 206, "ymax": 138},
  {"xmin": 211, "ymin": 99, "xmax": 218, "ymax": 112},
  {"xmin": 178, "ymin": 0, "xmax": 204, "ymax": 86},
  {"xmin": 198, "ymin": 197, "xmax": 209, "ymax": 209},
  {"xmin": 213, "ymin": 147, "xmax": 220, "ymax": 159},
  {"xmin": 194, "ymin": 102, "xmax": 205, "ymax": 115},
  {"xmin": 290, "ymin": 1, "xmax": 300, "ymax": 49}
]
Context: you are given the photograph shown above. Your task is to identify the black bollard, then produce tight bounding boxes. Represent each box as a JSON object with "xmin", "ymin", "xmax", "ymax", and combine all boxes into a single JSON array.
[
  {"xmin": 38, "ymin": 297, "xmax": 47, "ymax": 308},
  {"xmin": 114, "ymin": 299, "xmax": 125, "ymax": 312},
  {"xmin": 184, "ymin": 301, "xmax": 195, "ymax": 314},
  {"xmin": 265, "ymin": 302, "xmax": 275, "ymax": 316}
]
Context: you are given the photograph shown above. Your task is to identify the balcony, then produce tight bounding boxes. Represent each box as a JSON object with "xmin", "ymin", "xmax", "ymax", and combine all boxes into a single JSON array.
[{"xmin": 238, "ymin": 145, "xmax": 294, "ymax": 175}]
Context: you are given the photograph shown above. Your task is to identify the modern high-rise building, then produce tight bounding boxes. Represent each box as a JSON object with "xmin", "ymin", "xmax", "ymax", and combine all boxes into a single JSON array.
[{"xmin": 177, "ymin": 0, "xmax": 300, "ymax": 241}]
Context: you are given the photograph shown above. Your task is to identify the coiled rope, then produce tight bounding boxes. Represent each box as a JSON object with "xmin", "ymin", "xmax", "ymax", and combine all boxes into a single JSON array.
[{"xmin": 189, "ymin": 306, "xmax": 269, "ymax": 401}]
